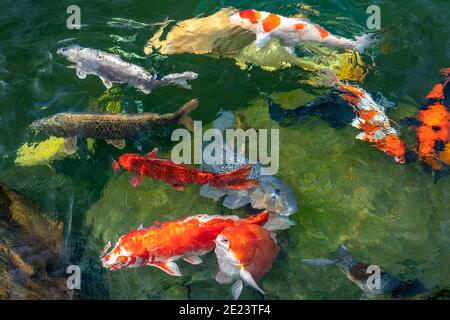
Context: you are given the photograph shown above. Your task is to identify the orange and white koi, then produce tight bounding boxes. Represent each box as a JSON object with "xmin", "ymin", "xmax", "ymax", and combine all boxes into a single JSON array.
[
  {"xmin": 100, "ymin": 211, "xmax": 269, "ymax": 276},
  {"xmin": 338, "ymin": 83, "xmax": 407, "ymax": 163},
  {"xmin": 214, "ymin": 224, "xmax": 279, "ymax": 299},
  {"xmin": 229, "ymin": 9, "xmax": 372, "ymax": 54},
  {"xmin": 414, "ymin": 68, "xmax": 450, "ymax": 170}
]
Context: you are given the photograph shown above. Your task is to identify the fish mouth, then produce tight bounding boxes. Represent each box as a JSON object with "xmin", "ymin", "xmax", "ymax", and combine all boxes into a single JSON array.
[{"xmin": 279, "ymin": 205, "xmax": 298, "ymax": 216}]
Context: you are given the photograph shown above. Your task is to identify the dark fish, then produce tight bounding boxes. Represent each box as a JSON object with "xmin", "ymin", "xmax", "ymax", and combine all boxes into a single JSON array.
[
  {"xmin": 302, "ymin": 245, "xmax": 429, "ymax": 300},
  {"xmin": 30, "ymin": 99, "xmax": 199, "ymax": 154},
  {"xmin": 266, "ymin": 92, "xmax": 356, "ymax": 129}
]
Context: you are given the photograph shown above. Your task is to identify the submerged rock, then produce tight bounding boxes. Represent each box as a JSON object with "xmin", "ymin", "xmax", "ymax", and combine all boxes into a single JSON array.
[{"xmin": 0, "ymin": 185, "xmax": 67, "ymax": 299}]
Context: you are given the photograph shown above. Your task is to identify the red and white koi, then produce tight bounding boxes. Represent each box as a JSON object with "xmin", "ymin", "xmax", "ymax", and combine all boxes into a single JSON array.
[
  {"xmin": 214, "ymin": 224, "xmax": 280, "ymax": 299},
  {"xmin": 100, "ymin": 211, "xmax": 269, "ymax": 276},
  {"xmin": 229, "ymin": 9, "xmax": 372, "ymax": 54},
  {"xmin": 338, "ymin": 83, "xmax": 407, "ymax": 163}
]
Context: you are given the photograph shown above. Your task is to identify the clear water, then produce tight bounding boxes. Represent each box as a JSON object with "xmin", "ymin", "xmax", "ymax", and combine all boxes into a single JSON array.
[{"xmin": 0, "ymin": 0, "xmax": 449, "ymax": 299}]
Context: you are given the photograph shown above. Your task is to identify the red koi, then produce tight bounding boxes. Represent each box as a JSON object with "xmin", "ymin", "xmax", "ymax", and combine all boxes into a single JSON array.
[{"xmin": 113, "ymin": 148, "xmax": 258, "ymax": 191}]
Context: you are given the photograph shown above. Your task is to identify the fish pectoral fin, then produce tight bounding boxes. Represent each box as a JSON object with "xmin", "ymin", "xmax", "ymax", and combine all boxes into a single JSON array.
[
  {"xmin": 223, "ymin": 192, "xmax": 250, "ymax": 210},
  {"xmin": 199, "ymin": 185, "xmax": 226, "ymax": 201},
  {"xmin": 172, "ymin": 184, "xmax": 185, "ymax": 192},
  {"xmin": 130, "ymin": 172, "xmax": 143, "ymax": 188},
  {"xmin": 100, "ymin": 77, "xmax": 113, "ymax": 89},
  {"xmin": 76, "ymin": 68, "xmax": 87, "ymax": 79},
  {"xmin": 284, "ymin": 46, "xmax": 296, "ymax": 55},
  {"xmin": 355, "ymin": 132, "xmax": 368, "ymax": 141},
  {"xmin": 106, "ymin": 139, "xmax": 126, "ymax": 150},
  {"xmin": 255, "ymin": 33, "xmax": 271, "ymax": 49},
  {"xmin": 231, "ymin": 280, "xmax": 244, "ymax": 300},
  {"xmin": 146, "ymin": 148, "xmax": 159, "ymax": 157},
  {"xmin": 216, "ymin": 271, "xmax": 234, "ymax": 284},
  {"xmin": 183, "ymin": 255, "xmax": 202, "ymax": 265},
  {"xmin": 240, "ymin": 268, "xmax": 265, "ymax": 295},
  {"xmin": 149, "ymin": 261, "xmax": 182, "ymax": 277},
  {"xmin": 63, "ymin": 136, "xmax": 78, "ymax": 155}
]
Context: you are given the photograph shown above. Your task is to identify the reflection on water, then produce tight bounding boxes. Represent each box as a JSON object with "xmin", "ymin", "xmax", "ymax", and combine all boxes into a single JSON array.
[{"xmin": 0, "ymin": 0, "xmax": 449, "ymax": 300}]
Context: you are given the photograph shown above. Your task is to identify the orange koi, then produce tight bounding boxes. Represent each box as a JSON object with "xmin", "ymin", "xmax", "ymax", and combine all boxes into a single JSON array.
[
  {"xmin": 101, "ymin": 211, "xmax": 269, "ymax": 276},
  {"xmin": 414, "ymin": 68, "xmax": 450, "ymax": 169},
  {"xmin": 215, "ymin": 224, "xmax": 279, "ymax": 299}
]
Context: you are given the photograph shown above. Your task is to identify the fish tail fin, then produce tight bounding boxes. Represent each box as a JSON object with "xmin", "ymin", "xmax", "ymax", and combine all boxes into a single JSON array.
[
  {"xmin": 161, "ymin": 71, "xmax": 198, "ymax": 89},
  {"xmin": 175, "ymin": 99, "xmax": 199, "ymax": 132},
  {"xmin": 243, "ymin": 210, "xmax": 269, "ymax": 226},
  {"xmin": 210, "ymin": 164, "xmax": 258, "ymax": 189},
  {"xmin": 354, "ymin": 33, "xmax": 373, "ymax": 52},
  {"xmin": 301, "ymin": 244, "xmax": 352, "ymax": 267},
  {"xmin": 337, "ymin": 244, "xmax": 354, "ymax": 264}
]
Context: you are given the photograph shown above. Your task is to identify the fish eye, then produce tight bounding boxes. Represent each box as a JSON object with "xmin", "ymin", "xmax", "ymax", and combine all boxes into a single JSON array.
[
  {"xmin": 274, "ymin": 189, "xmax": 281, "ymax": 196},
  {"xmin": 117, "ymin": 256, "xmax": 128, "ymax": 264},
  {"xmin": 217, "ymin": 235, "xmax": 229, "ymax": 247}
]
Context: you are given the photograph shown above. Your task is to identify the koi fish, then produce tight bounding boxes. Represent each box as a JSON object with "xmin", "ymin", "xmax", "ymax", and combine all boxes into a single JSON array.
[
  {"xmin": 266, "ymin": 85, "xmax": 407, "ymax": 164},
  {"xmin": 229, "ymin": 9, "xmax": 372, "ymax": 54},
  {"xmin": 406, "ymin": 68, "xmax": 450, "ymax": 170},
  {"xmin": 199, "ymin": 111, "xmax": 298, "ymax": 220},
  {"xmin": 302, "ymin": 245, "xmax": 429, "ymax": 300},
  {"xmin": 57, "ymin": 45, "xmax": 198, "ymax": 93},
  {"xmin": 215, "ymin": 224, "xmax": 280, "ymax": 299},
  {"xmin": 100, "ymin": 211, "xmax": 269, "ymax": 276},
  {"xmin": 337, "ymin": 83, "xmax": 407, "ymax": 164},
  {"xmin": 113, "ymin": 148, "xmax": 258, "ymax": 191},
  {"xmin": 31, "ymin": 99, "xmax": 199, "ymax": 154}
]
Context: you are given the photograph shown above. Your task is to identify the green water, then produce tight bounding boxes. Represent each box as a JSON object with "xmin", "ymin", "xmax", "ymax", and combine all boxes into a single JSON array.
[{"xmin": 0, "ymin": 0, "xmax": 449, "ymax": 299}]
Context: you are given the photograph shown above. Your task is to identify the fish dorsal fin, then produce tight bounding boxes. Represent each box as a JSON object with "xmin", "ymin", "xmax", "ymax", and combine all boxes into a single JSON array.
[
  {"xmin": 138, "ymin": 224, "xmax": 144, "ymax": 230},
  {"xmin": 231, "ymin": 280, "xmax": 244, "ymax": 300},
  {"xmin": 148, "ymin": 261, "xmax": 182, "ymax": 277},
  {"xmin": 240, "ymin": 268, "xmax": 265, "ymax": 295}
]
